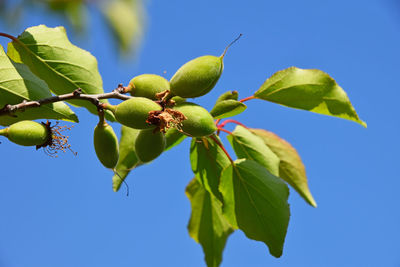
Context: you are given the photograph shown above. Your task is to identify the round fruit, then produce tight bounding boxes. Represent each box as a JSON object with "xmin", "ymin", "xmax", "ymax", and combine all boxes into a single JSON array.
[
  {"xmin": 93, "ymin": 122, "xmax": 119, "ymax": 169},
  {"xmin": 170, "ymin": 55, "xmax": 223, "ymax": 98},
  {"xmin": 0, "ymin": 120, "xmax": 49, "ymax": 146},
  {"xmin": 108, "ymin": 97, "xmax": 162, "ymax": 129},
  {"xmin": 173, "ymin": 102, "xmax": 217, "ymax": 137},
  {"xmin": 135, "ymin": 129, "xmax": 166, "ymax": 163},
  {"xmin": 127, "ymin": 74, "xmax": 170, "ymax": 100}
]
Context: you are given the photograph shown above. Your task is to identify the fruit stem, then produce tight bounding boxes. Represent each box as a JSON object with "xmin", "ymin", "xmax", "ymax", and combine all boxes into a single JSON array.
[
  {"xmin": 0, "ymin": 128, "xmax": 8, "ymax": 136},
  {"xmin": 103, "ymin": 103, "xmax": 116, "ymax": 113},
  {"xmin": 239, "ymin": 95, "xmax": 255, "ymax": 103},
  {"xmin": 218, "ymin": 119, "xmax": 247, "ymax": 129},
  {"xmin": 97, "ymin": 109, "xmax": 106, "ymax": 126},
  {"xmin": 210, "ymin": 134, "xmax": 233, "ymax": 163},
  {"xmin": 217, "ymin": 127, "xmax": 232, "ymax": 135},
  {"xmin": 221, "ymin": 33, "xmax": 243, "ymax": 58}
]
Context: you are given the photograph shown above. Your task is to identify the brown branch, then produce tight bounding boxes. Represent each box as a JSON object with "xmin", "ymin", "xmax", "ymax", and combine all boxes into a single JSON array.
[{"xmin": 0, "ymin": 85, "xmax": 132, "ymax": 117}]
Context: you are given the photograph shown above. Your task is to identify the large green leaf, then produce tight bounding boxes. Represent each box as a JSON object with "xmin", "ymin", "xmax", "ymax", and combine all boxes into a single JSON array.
[
  {"xmin": 250, "ymin": 128, "xmax": 317, "ymax": 207},
  {"xmin": 7, "ymin": 25, "xmax": 114, "ymax": 120},
  {"xmin": 186, "ymin": 177, "xmax": 234, "ymax": 267},
  {"xmin": 210, "ymin": 100, "xmax": 246, "ymax": 119},
  {"xmin": 219, "ymin": 159, "xmax": 290, "ymax": 258},
  {"xmin": 254, "ymin": 67, "xmax": 366, "ymax": 127},
  {"xmin": 112, "ymin": 126, "xmax": 141, "ymax": 192},
  {"xmin": 0, "ymin": 45, "xmax": 78, "ymax": 126},
  {"xmin": 227, "ymin": 125, "xmax": 280, "ymax": 176},
  {"xmin": 190, "ymin": 136, "xmax": 231, "ymax": 202},
  {"xmin": 102, "ymin": 0, "xmax": 144, "ymax": 53}
]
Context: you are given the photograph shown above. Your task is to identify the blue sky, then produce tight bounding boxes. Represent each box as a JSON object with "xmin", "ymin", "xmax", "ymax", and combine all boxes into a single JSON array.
[{"xmin": 0, "ymin": 0, "xmax": 399, "ymax": 266}]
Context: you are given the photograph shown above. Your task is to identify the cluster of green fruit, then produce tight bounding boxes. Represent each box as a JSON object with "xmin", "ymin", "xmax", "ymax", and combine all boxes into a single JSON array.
[
  {"xmin": 93, "ymin": 53, "xmax": 225, "ymax": 169},
  {"xmin": 0, "ymin": 53, "xmax": 224, "ymax": 167}
]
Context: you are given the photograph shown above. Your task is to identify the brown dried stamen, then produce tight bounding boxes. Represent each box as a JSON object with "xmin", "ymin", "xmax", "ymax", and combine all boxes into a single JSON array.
[
  {"xmin": 37, "ymin": 120, "xmax": 76, "ymax": 157},
  {"xmin": 146, "ymin": 108, "xmax": 187, "ymax": 133}
]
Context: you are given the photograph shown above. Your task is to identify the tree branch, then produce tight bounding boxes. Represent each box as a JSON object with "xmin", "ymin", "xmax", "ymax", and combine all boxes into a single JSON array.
[{"xmin": 0, "ymin": 84, "xmax": 132, "ymax": 117}]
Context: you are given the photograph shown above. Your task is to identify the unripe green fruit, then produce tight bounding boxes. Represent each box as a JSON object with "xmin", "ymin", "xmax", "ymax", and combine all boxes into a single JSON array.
[
  {"xmin": 173, "ymin": 103, "xmax": 217, "ymax": 137},
  {"xmin": 135, "ymin": 129, "xmax": 166, "ymax": 163},
  {"xmin": 110, "ymin": 97, "xmax": 162, "ymax": 129},
  {"xmin": 93, "ymin": 122, "xmax": 119, "ymax": 169},
  {"xmin": 0, "ymin": 120, "xmax": 49, "ymax": 146},
  {"xmin": 170, "ymin": 55, "xmax": 223, "ymax": 98},
  {"xmin": 127, "ymin": 74, "xmax": 170, "ymax": 100}
]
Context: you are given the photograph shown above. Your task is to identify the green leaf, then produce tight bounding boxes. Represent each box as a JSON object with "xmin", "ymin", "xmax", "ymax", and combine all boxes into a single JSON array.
[
  {"xmin": 0, "ymin": 45, "xmax": 78, "ymax": 126},
  {"xmin": 215, "ymin": 90, "xmax": 238, "ymax": 103},
  {"xmin": 46, "ymin": 0, "xmax": 87, "ymax": 32},
  {"xmin": 254, "ymin": 67, "xmax": 366, "ymax": 127},
  {"xmin": 186, "ymin": 177, "xmax": 234, "ymax": 267},
  {"xmin": 250, "ymin": 128, "xmax": 317, "ymax": 207},
  {"xmin": 190, "ymin": 136, "xmax": 231, "ymax": 202},
  {"xmin": 112, "ymin": 126, "xmax": 141, "ymax": 192},
  {"xmin": 219, "ymin": 159, "xmax": 290, "ymax": 258},
  {"xmin": 102, "ymin": 0, "xmax": 144, "ymax": 53},
  {"xmin": 165, "ymin": 128, "xmax": 186, "ymax": 151},
  {"xmin": 210, "ymin": 100, "xmax": 246, "ymax": 119},
  {"xmin": 7, "ymin": 25, "xmax": 114, "ymax": 120},
  {"xmin": 227, "ymin": 125, "xmax": 280, "ymax": 176}
]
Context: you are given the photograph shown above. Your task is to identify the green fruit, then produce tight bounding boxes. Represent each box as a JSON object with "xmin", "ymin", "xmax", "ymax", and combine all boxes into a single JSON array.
[
  {"xmin": 93, "ymin": 122, "xmax": 119, "ymax": 169},
  {"xmin": 0, "ymin": 120, "xmax": 49, "ymax": 146},
  {"xmin": 173, "ymin": 102, "xmax": 217, "ymax": 137},
  {"xmin": 127, "ymin": 74, "xmax": 170, "ymax": 100},
  {"xmin": 135, "ymin": 129, "xmax": 166, "ymax": 163},
  {"xmin": 109, "ymin": 97, "xmax": 162, "ymax": 129},
  {"xmin": 170, "ymin": 55, "xmax": 223, "ymax": 98},
  {"xmin": 170, "ymin": 96, "xmax": 186, "ymax": 104}
]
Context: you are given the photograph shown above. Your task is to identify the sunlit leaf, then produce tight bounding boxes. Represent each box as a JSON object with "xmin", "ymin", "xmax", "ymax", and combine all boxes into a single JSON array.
[
  {"xmin": 190, "ymin": 136, "xmax": 231, "ymax": 201},
  {"xmin": 254, "ymin": 67, "xmax": 366, "ymax": 127},
  {"xmin": 219, "ymin": 159, "xmax": 290, "ymax": 258},
  {"xmin": 250, "ymin": 128, "xmax": 317, "ymax": 207},
  {"xmin": 186, "ymin": 177, "xmax": 234, "ymax": 267},
  {"xmin": 7, "ymin": 25, "xmax": 114, "ymax": 120},
  {"xmin": 227, "ymin": 125, "xmax": 279, "ymax": 176},
  {"xmin": 0, "ymin": 45, "xmax": 78, "ymax": 126},
  {"xmin": 210, "ymin": 100, "xmax": 246, "ymax": 119},
  {"xmin": 112, "ymin": 126, "xmax": 141, "ymax": 192}
]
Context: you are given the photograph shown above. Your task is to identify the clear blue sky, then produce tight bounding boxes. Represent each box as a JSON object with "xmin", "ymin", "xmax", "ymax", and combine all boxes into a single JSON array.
[{"xmin": 0, "ymin": 0, "xmax": 399, "ymax": 266}]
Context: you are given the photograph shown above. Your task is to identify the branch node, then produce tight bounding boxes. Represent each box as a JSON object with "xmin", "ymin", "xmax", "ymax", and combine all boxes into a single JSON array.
[{"xmin": 73, "ymin": 88, "xmax": 83, "ymax": 96}]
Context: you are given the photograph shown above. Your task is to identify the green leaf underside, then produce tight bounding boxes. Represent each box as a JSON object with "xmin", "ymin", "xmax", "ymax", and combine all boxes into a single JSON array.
[
  {"xmin": 227, "ymin": 125, "xmax": 280, "ymax": 176},
  {"xmin": 165, "ymin": 128, "xmax": 186, "ymax": 151},
  {"xmin": 7, "ymin": 25, "xmax": 114, "ymax": 120},
  {"xmin": 112, "ymin": 126, "xmax": 141, "ymax": 192},
  {"xmin": 250, "ymin": 128, "xmax": 317, "ymax": 207},
  {"xmin": 102, "ymin": 0, "xmax": 144, "ymax": 53},
  {"xmin": 186, "ymin": 178, "xmax": 234, "ymax": 267},
  {"xmin": 0, "ymin": 45, "xmax": 78, "ymax": 126},
  {"xmin": 219, "ymin": 159, "xmax": 290, "ymax": 258},
  {"xmin": 254, "ymin": 67, "xmax": 366, "ymax": 127},
  {"xmin": 210, "ymin": 99, "xmax": 246, "ymax": 119},
  {"xmin": 190, "ymin": 136, "xmax": 231, "ymax": 202}
]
